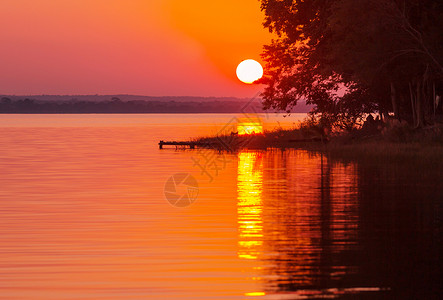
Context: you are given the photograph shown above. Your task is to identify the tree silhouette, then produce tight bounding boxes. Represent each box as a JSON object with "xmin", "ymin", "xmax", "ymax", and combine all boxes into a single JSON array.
[{"xmin": 259, "ymin": 0, "xmax": 443, "ymax": 127}]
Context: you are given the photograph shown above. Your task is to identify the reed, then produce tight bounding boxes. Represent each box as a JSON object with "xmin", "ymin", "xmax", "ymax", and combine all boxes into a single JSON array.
[{"xmin": 190, "ymin": 121, "xmax": 443, "ymax": 166}]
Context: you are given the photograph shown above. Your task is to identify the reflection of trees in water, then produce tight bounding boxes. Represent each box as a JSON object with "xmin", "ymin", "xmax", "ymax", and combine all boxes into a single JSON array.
[
  {"xmin": 238, "ymin": 149, "xmax": 442, "ymax": 298},
  {"xmin": 257, "ymin": 150, "xmax": 361, "ymax": 294},
  {"xmin": 236, "ymin": 149, "xmax": 362, "ymax": 296},
  {"xmin": 356, "ymin": 162, "xmax": 443, "ymax": 298}
]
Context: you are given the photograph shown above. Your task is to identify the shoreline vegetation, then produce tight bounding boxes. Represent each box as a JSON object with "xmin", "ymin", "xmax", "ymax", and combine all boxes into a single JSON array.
[
  {"xmin": 255, "ymin": 1, "xmax": 443, "ymax": 165},
  {"xmin": 191, "ymin": 117, "xmax": 443, "ymax": 165}
]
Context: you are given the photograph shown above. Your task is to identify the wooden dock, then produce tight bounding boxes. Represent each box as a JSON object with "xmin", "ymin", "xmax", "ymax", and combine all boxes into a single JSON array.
[
  {"xmin": 159, "ymin": 136, "xmax": 327, "ymax": 150},
  {"xmin": 158, "ymin": 140, "xmax": 225, "ymax": 150},
  {"xmin": 158, "ymin": 141, "xmax": 198, "ymax": 149}
]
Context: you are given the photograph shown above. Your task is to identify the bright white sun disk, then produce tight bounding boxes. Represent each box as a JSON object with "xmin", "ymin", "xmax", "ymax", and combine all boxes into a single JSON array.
[{"xmin": 236, "ymin": 59, "xmax": 263, "ymax": 84}]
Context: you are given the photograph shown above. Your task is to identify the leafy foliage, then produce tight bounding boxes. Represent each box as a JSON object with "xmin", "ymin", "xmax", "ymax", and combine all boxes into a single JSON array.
[{"xmin": 259, "ymin": 0, "xmax": 443, "ymax": 129}]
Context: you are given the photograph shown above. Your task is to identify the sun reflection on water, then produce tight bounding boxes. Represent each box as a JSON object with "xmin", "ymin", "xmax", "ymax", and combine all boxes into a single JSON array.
[
  {"xmin": 237, "ymin": 118, "xmax": 264, "ymax": 135},
  {"xmin": 237, "ymin": 151, "xmax": 264, "ymax": 261}
]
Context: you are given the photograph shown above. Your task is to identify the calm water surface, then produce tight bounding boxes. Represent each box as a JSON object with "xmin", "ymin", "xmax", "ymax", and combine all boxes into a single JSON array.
[{"xmin": 0, "ymin": 114, "xmax": 441, "ymax": 299}]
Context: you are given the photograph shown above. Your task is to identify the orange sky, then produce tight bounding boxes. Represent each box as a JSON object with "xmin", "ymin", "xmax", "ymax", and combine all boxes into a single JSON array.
[{"xmin": 0, "ymin": 0, "xmax": 272, "ymax": 97}]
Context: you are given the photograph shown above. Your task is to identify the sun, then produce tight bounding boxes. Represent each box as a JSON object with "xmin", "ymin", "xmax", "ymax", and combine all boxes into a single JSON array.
[{"xmin": 236, "ymin": 59, "xmax": 263, "ymax": 84}]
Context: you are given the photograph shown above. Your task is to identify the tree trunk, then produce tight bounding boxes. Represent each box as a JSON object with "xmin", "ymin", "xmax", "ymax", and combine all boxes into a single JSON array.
[
  {"xmin": 416, "ymin": 79, "xmax": 424, "ymax": 128},
  {"xmin": 433, "ymin": 82, "xmax": 436, "ymax": 121},
  {"xmin": 409, "ymin": 82, "xmax": 417, "ymax": 126},
  {"xmin": 422, "ymin": 67, "xmax": 431, "ymax": 126},
  {"xmin": 390, "ymin": 82, "xmax": 399, "ymax": 120}
]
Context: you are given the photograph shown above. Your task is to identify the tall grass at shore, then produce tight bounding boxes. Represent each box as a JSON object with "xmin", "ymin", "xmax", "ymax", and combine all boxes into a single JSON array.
[{"xmin": 190, "ymin": 118, "xmax": 443, "ymax": 166}]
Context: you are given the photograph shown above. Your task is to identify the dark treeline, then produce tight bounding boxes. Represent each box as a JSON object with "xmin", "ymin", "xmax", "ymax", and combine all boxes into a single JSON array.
[
  {"xmin": 0, "ymin": 96, "xmax": 312, "ymax": 114},
  {"xmin": 0, "ymin": 95, "xmax": 251, "ymax": 103},
  {"xmin": 0, "ymin": 97, "xmax": 309, "ymax": 114},
  {"xmin": 0, "ymin": 97, "xmax": 253, "ymax": 113}
]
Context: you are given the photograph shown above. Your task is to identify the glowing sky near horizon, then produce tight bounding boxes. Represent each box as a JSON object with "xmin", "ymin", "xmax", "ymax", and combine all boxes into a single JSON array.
[{"xmin": 0, "ymin": 0, "xmax": 272, "ymax": 97}]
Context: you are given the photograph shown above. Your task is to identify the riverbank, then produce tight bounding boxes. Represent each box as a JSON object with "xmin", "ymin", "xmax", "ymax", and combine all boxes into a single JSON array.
[{"xmin": 192, "ymin": 123, "xmax": 443, "ymax": 166}]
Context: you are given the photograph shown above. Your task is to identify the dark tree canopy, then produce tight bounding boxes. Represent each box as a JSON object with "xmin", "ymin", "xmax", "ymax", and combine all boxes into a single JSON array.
[{"xmin": 259, "ymin": 0, "xmax": 443, "ymax": 128}]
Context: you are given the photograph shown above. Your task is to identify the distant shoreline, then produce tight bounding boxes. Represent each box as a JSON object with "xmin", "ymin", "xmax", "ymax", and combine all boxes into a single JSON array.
[{"xmin": 0, "ymin": 95, "xmax": 312, "ymax": 114}]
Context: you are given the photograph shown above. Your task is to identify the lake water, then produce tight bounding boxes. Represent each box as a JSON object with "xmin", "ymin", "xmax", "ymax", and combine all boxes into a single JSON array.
[{"xmin": 0, "ymin": 114, "xmax": 441, "ymax": 299}]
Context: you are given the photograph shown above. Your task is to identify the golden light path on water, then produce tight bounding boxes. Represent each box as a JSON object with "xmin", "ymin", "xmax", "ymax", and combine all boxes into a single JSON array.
[{"xmin": 237, "ymin": 151, "xmax": 265, "ymax": 297}]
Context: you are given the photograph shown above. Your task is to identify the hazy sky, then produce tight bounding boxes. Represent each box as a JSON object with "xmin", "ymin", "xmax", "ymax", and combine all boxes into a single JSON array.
[{"xmin": 0, "ymin": 0, "xmax": 272, "ymax": 97}]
